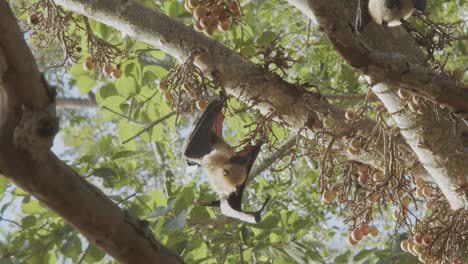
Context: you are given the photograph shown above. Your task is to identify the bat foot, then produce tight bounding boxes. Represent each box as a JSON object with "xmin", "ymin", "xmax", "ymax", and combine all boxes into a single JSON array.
[{"xmin": 253, "ymin": 195, "xmax": 272, "ymax": 222}]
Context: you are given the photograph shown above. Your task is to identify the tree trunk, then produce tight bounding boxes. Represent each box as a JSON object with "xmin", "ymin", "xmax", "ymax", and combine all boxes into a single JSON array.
[{"xmin": 0, "ymin": 1, "xmax": 183, "ymax": 263}]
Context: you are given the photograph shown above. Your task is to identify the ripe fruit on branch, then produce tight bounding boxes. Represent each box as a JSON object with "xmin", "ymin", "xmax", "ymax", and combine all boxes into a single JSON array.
[
  {"xmin": 321, "ymin": 190, "xmax": 335, "ymax": 205},
  {"xmin": 228, "ymin": 1, "xmax": 241, "ymax": 16},
  {"xmin": 345, "ymin": 111, "xmax": 355, "ymax": 120}
]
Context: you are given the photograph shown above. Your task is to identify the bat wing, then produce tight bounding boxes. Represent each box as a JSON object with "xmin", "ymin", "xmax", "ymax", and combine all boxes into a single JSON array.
[
  {"xmin": 413, "ymin": 0, "xmax": 426, "ymax": 12},
  {"xmin": 355, "ymin": 0, "xmax": 371, "ymax": 34},
  {"xmin": 227, "ymin": 142, "xmax": 263, "ymax": 211},
  {"xmin": 184, "ymin": 99, "xmax": 225, "ymax": 165}
]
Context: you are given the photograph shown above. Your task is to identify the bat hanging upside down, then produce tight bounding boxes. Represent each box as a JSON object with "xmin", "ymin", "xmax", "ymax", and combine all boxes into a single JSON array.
[
  {"xmin": 184, "ymin": 99, "xmax": 270, "ymax": 223},
  {"xmin": 355, "ymin": 0, "xmax": 426, "ymax": 33}
]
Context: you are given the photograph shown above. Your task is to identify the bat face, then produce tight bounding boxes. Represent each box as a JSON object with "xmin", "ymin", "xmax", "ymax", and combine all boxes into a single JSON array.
[{"xmin": 202, "ymin": 149, "xmax": 248, "ymax": 195}]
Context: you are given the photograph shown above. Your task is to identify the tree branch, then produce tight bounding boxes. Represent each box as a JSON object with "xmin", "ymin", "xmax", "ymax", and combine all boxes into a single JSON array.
[
  {"xmin": 287, "ymin": 0, "xmax": 468, "ymax": 209},
  {"xmin": 287, "ymin": 0, "xmax": 468, "ymax": 115},
  {"xmin": 56, "ymin": 97, "xmax": 98, "ymax": 109},
  {"xmin": 53, "ymin": 0, "xmax": 430, "ymax": 188},
  {"xmin": 0, "ymin": 1, "xmax": 183, "ymax": 263},
  {"xmin": 248, "ymin": 133, "xmax": 299, "ymax": 183}
]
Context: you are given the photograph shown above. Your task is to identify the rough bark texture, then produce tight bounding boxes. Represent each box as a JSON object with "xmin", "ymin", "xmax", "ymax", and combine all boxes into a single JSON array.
[
  {"xmin": 54, "ymin": 0, "xmax": 429, "ymax": 182},
  {"xmin": 287, "ymin": 0, "xmax": 468, "ymax": 209},
  {"xmin": 287, "ymin": 0, "xmax": 468, "ymax": 115},
  {"xmin": 56, "ymin": 97, "xmax": 98, "ymax": 109},
  {"xmin": 0, "ymin": 1, "xmax": 183, "ymax": 263}
]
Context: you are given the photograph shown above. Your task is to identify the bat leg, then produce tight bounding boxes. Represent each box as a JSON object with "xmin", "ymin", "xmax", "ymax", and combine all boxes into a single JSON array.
[
  {"xmin": 252, "ymin": 195, "xmax": 271, "ymax": 222},
  {"xmin": 196, "ymin": 200, "xmax": 221, "ymax": 207}
]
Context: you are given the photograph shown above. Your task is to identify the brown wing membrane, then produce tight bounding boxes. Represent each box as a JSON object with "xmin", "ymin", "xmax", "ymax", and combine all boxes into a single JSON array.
[
  {"xmin": 227, "ymin": 142, "xmax": 263, "ymax": 211},
  {"xmin": 184, "ymin": 99, "xmax": 225, "ymax": 165}
]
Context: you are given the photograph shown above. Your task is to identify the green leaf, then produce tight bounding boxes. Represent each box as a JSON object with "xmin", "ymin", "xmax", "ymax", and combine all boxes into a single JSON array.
[
  {"xmin": 143, "ymin": 65, "xmax": 168, "ymax": 79},
  {"xmin": 148, "ymin": 189, "xmax": 168, "ymax": 207},
  {"xmin": 257, "ymin": 31, "xmax": 277, "ymax": 46},
  {"xmin": 97, "ymin": 83, "xmax": 118, "ymax": 101},
  {"xmin": 21, "ymin": 215, "xmax": 37, "ymax": 229},
  {"xmin": 117, "ymin": 121, "xmax": 141, "ymax": 144},
  {"xmin": 149, "ymin": 206, "xmax": 170, "ymax": 217},
  {"xmin": 150, "ymin": 124, "xmax": 164, "ymax": 142},
  {"xmin": 92, "ymin": 167, "xmax": 116, "ymax": 178},
  {"xmin": 115, "ymin": 76, "xmax": 138, "ymax": 98},
  {"xmin": 164, "ymin": 1, "xmax": 182, "ymax": 17},
  {"xmin": 60, "ymin": 235, "xmax": 82, "ymax": 259},
  {"xmin": 172, "ymin": 187, "xmax": 195, "ymax": 213},
  {"xmin": 76, "ymin": 76, "xmax": 96, "ymax": 95},
  {"xmin": 354, "ymin": 249, "xmax": 373, "ymax": 261},
  {"xmin": 22, "ymin": 199, "xmax": 46, "ymax": 215},
  {"xmin": 83, "ymin": 245, "xmax": 105, "ymax": 263},
  {"xmin": 334, "ymin": 251, "xmax": 351, "ymax": 263},
  {"xmin": 111, "ymin": 150, "xmax": 145, "ymax": 160},
  {"xmin": 69, "ymin": 62, "xmax": 88, "ymax": 78},
  {"xmin": 0, "ymin": 177, "xmax": 8, "ymax": 194},
  {"xmin": 163, "ymin": 209, "xmax": 187, "ymax": 231}
]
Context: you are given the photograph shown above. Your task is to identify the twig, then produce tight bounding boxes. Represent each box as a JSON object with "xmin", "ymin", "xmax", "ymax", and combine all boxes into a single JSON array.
[
  {"xmin": 248, "ymin": 133, "xmax": 299, "ymax": 183},
  {"xmin": 77, "ymin": 244, "xmax": 90, "ymax": 264},
  {"xmin": 101, "ymin": 106, "xmax": 147, "ymax": 125},
  {"xmin": 122, "ymin": 111, "xmax": 176, "ymax": 144}
]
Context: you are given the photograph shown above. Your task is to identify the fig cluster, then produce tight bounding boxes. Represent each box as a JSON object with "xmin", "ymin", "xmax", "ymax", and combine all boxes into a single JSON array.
[
  {"xmin": 397, "ymin": 89, "xmax": 421, "ymax": 113},
  {"xmin": 158, "ymin": 79, "xmax": 208, "ymax": 111},
  {"xmin": 83, "ymin": 57, "xmax": 122, "ymax": 79},
  {"xmin": 400, "ymin": 229, "xmax": 434, "ymax": 263},
  {"xmin": 185, "ymin": 0, "xmax": 241, "ymax": 36},
  {"xmin": 347, "ymin": 223, "xmax": 379, "ymax": 246}
]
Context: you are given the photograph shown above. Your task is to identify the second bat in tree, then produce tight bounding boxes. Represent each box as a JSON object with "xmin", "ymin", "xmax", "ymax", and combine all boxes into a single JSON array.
[{"xmin": 355, "ymin": 0, "xmax": 426, "ymax": 33}]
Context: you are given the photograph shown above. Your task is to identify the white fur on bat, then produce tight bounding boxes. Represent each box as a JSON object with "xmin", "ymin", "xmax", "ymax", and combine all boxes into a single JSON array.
[
  {"xmin": 201, "ymin": 142, "xmax": 248, "ymax": 195},
  {"xmin": 368, "ymin": 0, "xmax": 416, "ymax": 26}
]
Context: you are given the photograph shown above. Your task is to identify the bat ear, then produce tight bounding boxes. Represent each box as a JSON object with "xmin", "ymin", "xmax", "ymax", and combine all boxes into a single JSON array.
[{"xmin": 414, "ymin": 0, "xmax": 426, "ymax": 11}]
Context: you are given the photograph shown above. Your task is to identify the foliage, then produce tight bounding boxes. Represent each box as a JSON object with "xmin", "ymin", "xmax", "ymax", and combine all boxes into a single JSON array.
[{"xmin": 1, "ymin": 0, "xmax": 466, "ymax": 263}]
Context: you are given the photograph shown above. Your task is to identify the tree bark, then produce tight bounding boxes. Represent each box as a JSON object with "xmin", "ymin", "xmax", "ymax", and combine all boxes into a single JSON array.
[
  {"xmin": 0, "ymin": 1, "xmax": 183, "ymax": 263},
  {"xmin": 53, "ymin": 0, "xmax": 430, "ymax": 185},
  {"xmin": 56, "ymin": 97, "xmax": 98, "ymax": 109},
  {"xmin": 287, "ymin": 0, "xmax": 468, "ymax": 209},
  {"xmin": 287, "ymin": 0, "xmax": 468, "ymax": 115}
]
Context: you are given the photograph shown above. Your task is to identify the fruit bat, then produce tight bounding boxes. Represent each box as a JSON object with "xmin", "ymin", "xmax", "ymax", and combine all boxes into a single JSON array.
[
  {"xmin": 355, "ymin": 0, "xmax": 426, "ymax": 33},
  {"xmin": 184, "ymin": 99, "xmax": 269, "ymax": 223}
]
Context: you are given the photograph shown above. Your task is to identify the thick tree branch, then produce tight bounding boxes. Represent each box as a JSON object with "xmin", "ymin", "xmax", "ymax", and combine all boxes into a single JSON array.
[
  {"xmin": 56, "ymin": 97, "xmax": 98, "ymax": 109},
  {"xmin": 0, "ymin": 1, "xmax": 183, "ymax": 263},
  {"xmin": 287, "ymin": 0, "xmax": 468, "ymax": 115},
  {"xmin": 287, "ymin": 0, "xmax": 468, "ymax": 209},
  {"xmin": 53, "ymin": 0, "xmax": 430, "ymax": 185}
]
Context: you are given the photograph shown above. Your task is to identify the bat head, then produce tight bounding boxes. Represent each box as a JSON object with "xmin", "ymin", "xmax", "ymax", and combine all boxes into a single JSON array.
[
  {"xmin": 202, "ymin": 149, "xmax": 248, "ymax": 195},
  {"xmin": 206, "ymin": 142, "xmax": 262, "ymax": 196}
]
